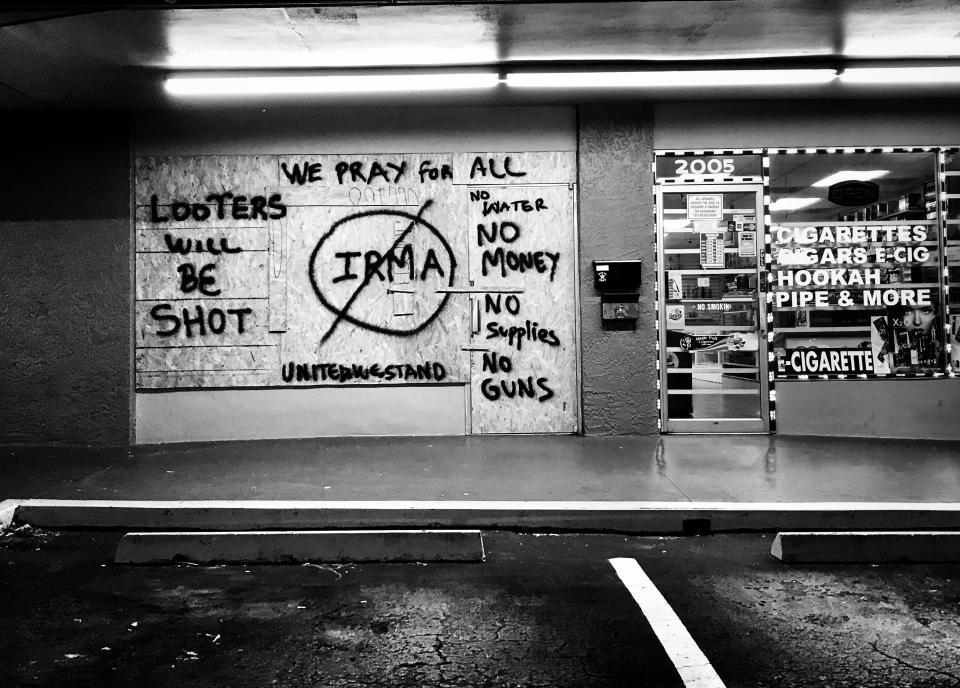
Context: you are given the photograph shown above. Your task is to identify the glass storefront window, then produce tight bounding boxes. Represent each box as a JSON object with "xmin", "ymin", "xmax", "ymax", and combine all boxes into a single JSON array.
[{"xmin": 768, "ymin": 151, "xmax": 944, "ymax": 378}]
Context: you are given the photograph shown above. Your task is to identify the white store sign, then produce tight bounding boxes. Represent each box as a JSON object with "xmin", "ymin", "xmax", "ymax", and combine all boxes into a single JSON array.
[{"xmin": 686, "ymin": 194, "xmax": 723, "ymax": 220}]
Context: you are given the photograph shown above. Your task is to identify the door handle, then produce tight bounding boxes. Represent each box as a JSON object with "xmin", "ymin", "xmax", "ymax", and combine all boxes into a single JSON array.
[{"xmin": 471, "ymin": 296, "xmax": 480, "ymax": 335}]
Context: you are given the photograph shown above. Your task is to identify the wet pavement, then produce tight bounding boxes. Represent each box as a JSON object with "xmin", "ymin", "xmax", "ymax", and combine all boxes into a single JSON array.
[
  {"xmin": 0, "ymin": 528, "xmax": 681, "ymax": 688},
  {"xmin": 2, "ymin": 434, "xmax": 960, "ymax": 503},
  {"xmin": 639, "ymin": 534, "xmax": 960, "ymax": 688},
  {"xmin": 2, "ymin": 528, "xmax": 958, "ymax": 688}
]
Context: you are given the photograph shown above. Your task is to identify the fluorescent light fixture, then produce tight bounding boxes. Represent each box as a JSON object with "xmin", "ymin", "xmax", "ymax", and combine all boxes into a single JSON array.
[
  {"xmin": 165, "ymin": 72, "xmax": 500, "ymax": 96},
  {"xmin": 165, "ymin": 47, "xmax": 498, "ymax": 70},
  {"xmin": 811, "ymin": 170, "xmax": 890, "ymax": 187},
  {"xmin": 841, "ymin": 66, "xmax": 960, "ymax": 83},
  {"xmin": 506, "ymin": 69, "xmax": 837, "ymax": 88},
  {"xmin": 844, "ymin": 37, "xmax": 959, "ymax": 60},
  {"xmin": 770, "ymin": 197, "xmax": 820, "ymax": 212}
]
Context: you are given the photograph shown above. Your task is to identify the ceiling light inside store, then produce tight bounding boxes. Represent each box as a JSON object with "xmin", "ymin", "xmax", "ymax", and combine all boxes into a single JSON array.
[
  {"xmin": 841, "ymin": 66, "xmax": 960, "ymax": 83},
  {"xmin": 811, "ymin": 170, "xmax": 890, "ymax": 187},
  {"xmin": 165, "ymin": 72, "xmax": 500, "ymax": 96},
  {"xmin": 506, "ymin": 69, "xmax": 837, "ymax": 88},
  {"xmin": 770, "ymin": 197, "xmax": 820, "ymax": 212}
]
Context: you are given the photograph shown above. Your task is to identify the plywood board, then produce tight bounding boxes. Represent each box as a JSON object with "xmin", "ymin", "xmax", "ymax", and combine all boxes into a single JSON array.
[
  {"xmin": 135, "ymin": 151, "xmax": 577, "ymax": 433},
  {"xmin": 467, "ymin": 183, "xmax": 579, "ymax": 434}
]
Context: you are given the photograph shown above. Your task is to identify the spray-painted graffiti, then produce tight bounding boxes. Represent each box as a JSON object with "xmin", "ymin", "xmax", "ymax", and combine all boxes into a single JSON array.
[
  {"xmin": 466, "ymin": 182, "xmax": 577, "ymax": 433},
  {"xmin": 134, "ymin": 151, "xmax": 576, "ymax": 440},
  {"xmin": 142, "ymin": 191, "xmax": 281, "ymax": 341},
  {"xmin": 308, "ymin": 201, "xmax": 457, "ymax": 341}
]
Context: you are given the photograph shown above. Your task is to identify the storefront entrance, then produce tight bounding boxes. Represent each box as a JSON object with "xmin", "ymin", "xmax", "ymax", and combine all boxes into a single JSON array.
[{"xmin": 656, "ymin": 183, "xmax": 770, "ymax": 433}]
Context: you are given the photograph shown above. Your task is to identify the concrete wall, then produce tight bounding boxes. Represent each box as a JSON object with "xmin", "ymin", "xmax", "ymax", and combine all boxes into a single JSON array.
[
  {"xmin": 135, "ymin": 105, "xmax": 576, "ymax": 155},
  {"xmin": 653, "ymin": 98, "xmax": 960, "ymax": 149},
  {"xmin": 0, "ymin": 112, "xmax": 131, "ymax": 446},
  {"xmin": 578, "ymin": 103, "xmax": 658, "ymax": 434},
  {"xmin": 777, "ymin": 380, "xmax": 960, "ymax": 441}
]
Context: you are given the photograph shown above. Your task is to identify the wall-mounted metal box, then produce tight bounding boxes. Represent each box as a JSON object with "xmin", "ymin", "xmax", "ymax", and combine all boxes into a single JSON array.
[
  {"xmin": 593, "ymin": 260, "xmax": 642, "ymax": 290},
  {"xmin": 601, "ymin": 293, "xmax": 639, "ymax": 329}
]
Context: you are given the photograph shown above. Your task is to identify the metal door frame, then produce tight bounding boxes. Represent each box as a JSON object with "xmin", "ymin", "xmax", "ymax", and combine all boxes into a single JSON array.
[{"xmin": 656, "ymin": 182, "xmax": 770, "ymax": 433}]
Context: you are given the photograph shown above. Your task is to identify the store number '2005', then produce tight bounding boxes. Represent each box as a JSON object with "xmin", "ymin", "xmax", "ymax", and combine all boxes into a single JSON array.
[{"xmin": 675, "ymin": 158, "xmax": 735, "ymax": 176}]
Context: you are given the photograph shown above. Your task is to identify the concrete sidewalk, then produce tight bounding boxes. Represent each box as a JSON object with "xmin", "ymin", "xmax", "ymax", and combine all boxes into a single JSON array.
[
  {"xmin": 2, "ymin": 434, "xmax": 960, "ymax": 503},
  {"xmin": 2, "ymin": 434, "xmax": 959, "ymax": 533}
]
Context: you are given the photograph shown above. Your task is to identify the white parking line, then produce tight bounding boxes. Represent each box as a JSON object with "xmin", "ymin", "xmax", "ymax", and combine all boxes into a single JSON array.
[{"xmin": 610, "ymin": 557, "xmax": 725, "ymax": 688}]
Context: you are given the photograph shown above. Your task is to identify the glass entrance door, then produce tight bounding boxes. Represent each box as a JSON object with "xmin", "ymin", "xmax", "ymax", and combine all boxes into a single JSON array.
[{"xmin": 656, "ymin": 184, "xmax": 769, "ymax": 433}]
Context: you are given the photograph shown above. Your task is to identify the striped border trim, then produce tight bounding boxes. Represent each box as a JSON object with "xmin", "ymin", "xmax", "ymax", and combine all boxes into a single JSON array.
[
  {"xmin": 661, "ymin": 177, "xmax": 762, "ymax": 184},
  {"xmin": 764, "ymin": 147, "xmax": 951, "ymax": 382},
  {"xmin": 761, "ymin": 154, "xmax": 776, "ymax": 430},
  {"xmin": 652, "ymin": 157, "xmax": 663, "ymax": 431},
  {"xmin": 941, "ymin": 149, "xmax": 955, "ymax": 378},
  {"xmin": 655, "ymin": 147, "xmax": 942, "ymax": 157},
  {"xmin": 656, "ymin": 149, "xmax": 762, "ymax": 156},
  {"xmin": 777, "ymin": 371, "xmax": 946, "ymax": 381},
  {"xmin": 768, "ymin": 146, "xmax": 938, "ymax": 155}
]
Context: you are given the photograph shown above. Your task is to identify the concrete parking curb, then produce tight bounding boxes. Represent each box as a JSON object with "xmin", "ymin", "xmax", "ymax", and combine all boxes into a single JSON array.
[
  {"xmin": 10, "ymin": 499, "xmax": 960, "ymax": 534},
  {"xmin": 114, "ymin": 529, "xmax": 485, "ymax": 564},
  {"xmin": 771, "ymin": 531, "xmax": 960, "ymax": 563},
  {"xmin": 0, "ymin": 500, "xmax": 17, "ymax": 531}
]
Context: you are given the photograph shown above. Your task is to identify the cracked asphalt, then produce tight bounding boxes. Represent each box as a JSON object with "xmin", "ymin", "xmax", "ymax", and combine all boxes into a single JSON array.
[{"xmin": 1, "ymin": 529, "xmax": 958, "ymax": 687}]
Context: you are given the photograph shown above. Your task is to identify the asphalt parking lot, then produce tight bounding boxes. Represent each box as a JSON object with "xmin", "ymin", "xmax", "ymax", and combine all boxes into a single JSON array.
[{"xmin": 1, "ymin": 528, "xmax": 957, "ymax": 688}]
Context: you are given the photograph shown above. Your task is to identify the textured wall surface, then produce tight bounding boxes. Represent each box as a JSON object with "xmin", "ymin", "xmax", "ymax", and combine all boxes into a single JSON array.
[
  {"xmin": 653, "ymin": 99, "xmax": 960, "ymax": 150},
  {"xmin": 578, "ymin": 104, "xmax": 657, "ymax": 434},
  {"xmin": 777, "ymin": 379, "xmax": 960, "ymax": 441},
  {"xmin": 0, "ymin": 113, "xmax": 130, "ymax": 445},
  {"xmin": 135, "ymin": 106, "xmax": 577, "ymax": 156}
]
